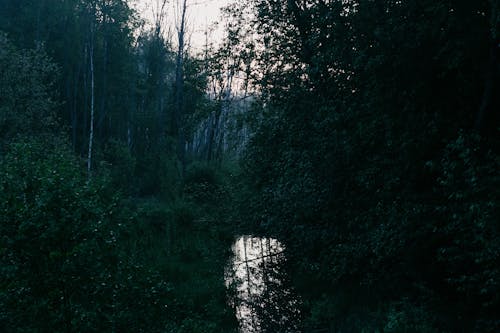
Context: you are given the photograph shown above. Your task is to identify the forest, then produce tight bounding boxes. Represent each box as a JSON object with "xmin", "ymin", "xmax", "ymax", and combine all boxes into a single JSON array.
[{"xmin": 0, "ymin": 0, "xmax": 499, "ymax": 332}]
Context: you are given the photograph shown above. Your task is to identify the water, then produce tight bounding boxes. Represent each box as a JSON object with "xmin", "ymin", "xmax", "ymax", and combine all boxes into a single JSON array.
[{"xmin": 226, "ymin": 236, "xmax": 301, "ymax": 333}]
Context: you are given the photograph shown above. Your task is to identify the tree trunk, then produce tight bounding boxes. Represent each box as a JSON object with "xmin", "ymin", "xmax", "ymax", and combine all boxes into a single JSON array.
[
  {"xmin": 87, "ymin": 23, "xmax": 95, "ymax": 178},
  {"xmin": 97, "ymin": 38, "xmax": 108, "ymax": 140},
  {"xmin": 174, "ymin": 0, "xmax": 188, "ymax": 176}
]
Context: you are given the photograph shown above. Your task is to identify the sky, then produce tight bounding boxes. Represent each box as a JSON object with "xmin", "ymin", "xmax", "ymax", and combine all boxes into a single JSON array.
[{"xmin": 133, "ymin": 0, "xmax": 230, "ymax": 52}]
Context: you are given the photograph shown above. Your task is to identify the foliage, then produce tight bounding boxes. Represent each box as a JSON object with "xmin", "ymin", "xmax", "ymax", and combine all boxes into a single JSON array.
[
  {"xmin": 0, "ymin": 1, "xmax": 239, "ymax": 332},
  {"xmin": 3, "ymin": 0, "xmax": 498, "ymax": 331},
  {"xmin": 0, "ymin": 139, "xmax": 169, "ymax": 332},
  {"xmin": 0, "ymin": 139, "xmax": 238, "ymax": 332},
  {"xmin": 0, "ymin": 33, "xmax": 59, "ymax": 143},
  {"xmin": 237, "ymin": 0, "xmax": 500, "ymax": 331},
  {"xmin": 101, "ymin": 139, "xmax": 136, "ymax": 194}
]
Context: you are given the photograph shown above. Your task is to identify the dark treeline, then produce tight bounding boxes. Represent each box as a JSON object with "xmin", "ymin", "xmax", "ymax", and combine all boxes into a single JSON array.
[
  {"xmin": 232, "ymin": 0, "xmax": 500, "ymax": 332},
  {"xmin": 1, "ymin": 0, "xmax": 499, "ymax": 332}
]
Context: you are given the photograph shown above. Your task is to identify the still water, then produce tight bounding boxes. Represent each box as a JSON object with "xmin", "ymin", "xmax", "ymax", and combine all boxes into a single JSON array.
[{"xmin": 226, "ymin": 236, "xmax": 301, "ymax": 333}]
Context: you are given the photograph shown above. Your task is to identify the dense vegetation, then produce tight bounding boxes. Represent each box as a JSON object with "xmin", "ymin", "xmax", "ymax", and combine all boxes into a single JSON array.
[
  {"xmin": 235, "ymin": 0, "xmax": 500, "ymax": 332},
  {"xmin": 1, "ymin": 0, "xmax": 499, "ymax": 332},
  {"xmin": 0, "ymin": 1, "xmax": 235, "ymax": 331}
]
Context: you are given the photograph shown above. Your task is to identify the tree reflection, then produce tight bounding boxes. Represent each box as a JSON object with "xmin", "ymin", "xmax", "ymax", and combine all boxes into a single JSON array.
[{"xmin": 227, "ymin": 236, "xmax": 301, "ymax": 333}]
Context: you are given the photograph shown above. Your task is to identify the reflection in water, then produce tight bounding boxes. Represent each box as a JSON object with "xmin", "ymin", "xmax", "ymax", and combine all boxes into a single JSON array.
[{"xmin": 226, "ymin": 236, "xmax": 301, "ymax": 333}]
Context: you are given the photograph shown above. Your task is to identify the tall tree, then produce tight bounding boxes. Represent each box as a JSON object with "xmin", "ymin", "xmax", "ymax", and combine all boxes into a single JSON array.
[
  {"xmin": 174, "ymin": 0, "xmax": 188, "ymax": 174},
  {"xmin": 87, "ymin": 1, "xmax": 96, "ymax": 177}
]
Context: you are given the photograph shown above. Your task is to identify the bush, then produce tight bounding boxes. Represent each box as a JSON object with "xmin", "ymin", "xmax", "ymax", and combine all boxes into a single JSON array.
[{"xmin": 0, "ymin": 139, "xmax": 173, "ymax": 332}]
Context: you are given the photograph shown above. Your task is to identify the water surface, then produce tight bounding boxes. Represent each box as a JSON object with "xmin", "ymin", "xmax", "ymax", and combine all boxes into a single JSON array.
[{"xmin": 226, "ymin": 236, "xmax": 300, "ymax": 332}]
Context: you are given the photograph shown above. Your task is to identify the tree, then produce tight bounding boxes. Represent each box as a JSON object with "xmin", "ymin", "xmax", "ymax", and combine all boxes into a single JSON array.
[
  {"xmin": 0, "ymin": 0, "xmax": 140, "ymax": 157},
  {"xmin": 173, "ymin": 0, "xmax": 189, "ymax": 175},
  {"xmin": 0, "ymin": 33, "xmax": 58, "ymax": 144},
  {"xmin": 87, "ymin": 1, "xmax": 96, "ymax": 177},
  {"xmin": 238, "ymin": 0, "xmax": 500, "ymax": 331}
]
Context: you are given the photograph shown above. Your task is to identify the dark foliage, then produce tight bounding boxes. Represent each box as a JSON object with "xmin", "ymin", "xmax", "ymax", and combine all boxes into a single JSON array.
[{"xmin": 240, "ymin": 0, "xmax": 500, "ymax": 331}]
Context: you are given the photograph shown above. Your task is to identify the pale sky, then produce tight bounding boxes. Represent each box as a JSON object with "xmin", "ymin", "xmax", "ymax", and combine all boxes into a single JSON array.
[{"xmin": 133, "ymin": 0, "xmax": 231, "ymax": 52}]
